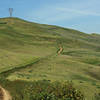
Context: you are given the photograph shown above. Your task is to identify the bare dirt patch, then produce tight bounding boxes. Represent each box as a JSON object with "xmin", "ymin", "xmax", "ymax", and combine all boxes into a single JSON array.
[{"xmin": 0, "ymin": 86, "xmax": 12, "ymax": 100}]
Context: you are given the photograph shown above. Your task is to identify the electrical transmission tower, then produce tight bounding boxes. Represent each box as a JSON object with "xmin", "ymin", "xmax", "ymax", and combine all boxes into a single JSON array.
[{"xmin": 9, "ymin": 8, "xmax": 13, "ymax": 17}]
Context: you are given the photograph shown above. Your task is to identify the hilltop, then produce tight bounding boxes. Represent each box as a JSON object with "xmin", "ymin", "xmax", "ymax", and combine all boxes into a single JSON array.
[{"xmin": 0, "ymin": 17, "xmax": 100, "ymax": 100}]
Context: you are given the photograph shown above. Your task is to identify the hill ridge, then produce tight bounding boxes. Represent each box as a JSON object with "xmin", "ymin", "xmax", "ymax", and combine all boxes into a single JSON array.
[{"xmin": 0, "ymin": 17, "xmax": 100, "ymax": 99}]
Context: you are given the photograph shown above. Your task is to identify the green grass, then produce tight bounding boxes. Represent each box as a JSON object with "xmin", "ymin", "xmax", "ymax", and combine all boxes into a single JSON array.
[
  {"xmin": 7, "ymin": 54, "xmax": 100, "ymax": 100},
  {"xmin": 0, "ymin": 17, "xmax": 100, "ymax": 100}
]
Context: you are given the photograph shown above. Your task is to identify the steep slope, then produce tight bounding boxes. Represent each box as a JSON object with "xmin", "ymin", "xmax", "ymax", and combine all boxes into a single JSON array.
[
  {"xmin": 0, "ymin": 17, "xmax": 100, "ymax": 100},
  {"xmin": 0, "ymin": 17, "xmax": 58, "ymax": 73}
]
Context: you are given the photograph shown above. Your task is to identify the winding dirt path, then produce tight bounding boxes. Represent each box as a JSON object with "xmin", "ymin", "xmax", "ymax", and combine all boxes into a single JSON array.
[{"xmin": 0, "ymin": 86, "xmax": 12, "ymax": 100}]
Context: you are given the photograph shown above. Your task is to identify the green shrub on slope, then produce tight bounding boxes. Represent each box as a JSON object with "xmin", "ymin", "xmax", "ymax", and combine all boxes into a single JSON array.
[
  {"xmin": 0, "ymin": 79, "xmax": 84, "ymax": 100},
  {"xmin": 24, "ymin": 80, "xmax": 84, "ymax": 100}
]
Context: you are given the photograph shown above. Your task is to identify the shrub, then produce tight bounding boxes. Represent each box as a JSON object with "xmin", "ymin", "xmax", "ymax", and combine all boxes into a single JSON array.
[
  {"xmin": 94, "ymin": 93, "xmax": 100, "ymax": 100},
  {"xmin": 25, "ymin": 80, "xmax": 85, "ymax": 100},
  {"xmin": 0, "ymin": 79, "xmax": 85, "ymax": 100}
]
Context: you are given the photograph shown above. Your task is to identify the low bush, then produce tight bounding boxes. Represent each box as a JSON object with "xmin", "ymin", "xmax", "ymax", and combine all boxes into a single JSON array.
[
  {"xmin": 94, "ymin": 93, "xmax": 100, "ymax": 100},
  {"xmin": 0, "ymin": 79, "xmax": 85, "ymax": 100},
  {"xmin": 24, "ymin": 80, "xmax": 84, "ymax": 100}
]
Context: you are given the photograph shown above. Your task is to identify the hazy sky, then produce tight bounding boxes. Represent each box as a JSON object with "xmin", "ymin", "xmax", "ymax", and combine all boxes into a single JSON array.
[{"xmin": 0, "ymin": 0, "xmax": 100, "ymax": 33}]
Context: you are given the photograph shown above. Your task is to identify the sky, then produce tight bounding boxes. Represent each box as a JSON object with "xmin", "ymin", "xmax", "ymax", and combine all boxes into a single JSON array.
[{"xmin": 0, "ymin": 0, "xmax": 100, "ymax": 33}]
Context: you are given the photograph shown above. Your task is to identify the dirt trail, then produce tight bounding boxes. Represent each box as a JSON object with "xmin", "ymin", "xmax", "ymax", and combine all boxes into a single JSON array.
[
  {"xmin": 58, "ymin": 46, "xmax": 63, "ymax": 55},
  {"xmin": 0, "ymin": 86, "xmax": 12, "ymax": 100}
]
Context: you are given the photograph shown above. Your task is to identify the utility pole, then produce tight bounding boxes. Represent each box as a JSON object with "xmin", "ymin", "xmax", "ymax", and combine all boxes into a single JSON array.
[{"xmin": 9, "ymin": 8, "xmax": 13, "ymax": 17}]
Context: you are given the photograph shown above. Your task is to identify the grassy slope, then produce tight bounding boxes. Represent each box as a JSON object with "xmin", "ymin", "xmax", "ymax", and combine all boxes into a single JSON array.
[
  {"xmin": 0, "ymin": 17, "xmax": 58, "ymax": 73},
  {"xmin": 0, "ymin": 17, "xmax": 100, "ymax": 100}
]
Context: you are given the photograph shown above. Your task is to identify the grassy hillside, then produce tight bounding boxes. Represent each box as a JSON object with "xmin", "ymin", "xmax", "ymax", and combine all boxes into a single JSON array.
[{"xmin": 0, "ymin": 17, "xmax": 100, "ymax": 100}]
